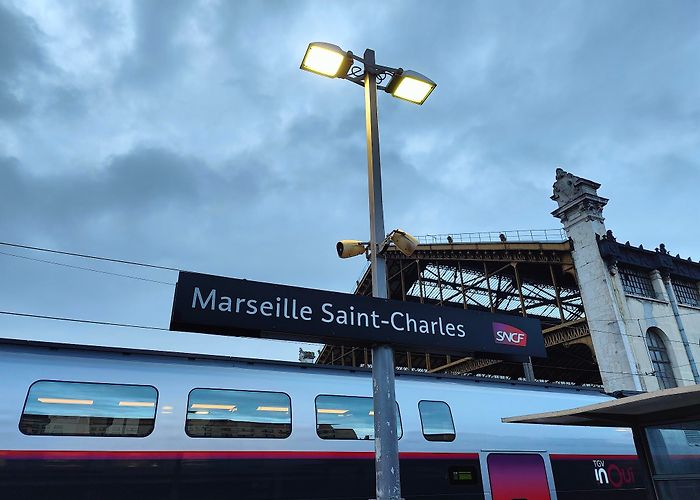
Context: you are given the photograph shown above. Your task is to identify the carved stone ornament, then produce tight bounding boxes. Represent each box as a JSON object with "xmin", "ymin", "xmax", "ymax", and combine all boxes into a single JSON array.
[
  {"xmin": 551, "ymin": 168, "xmax": 609, "ymax": 224},
  {"xmin": 551, "ymin": 168, "xmax": 577, "ymax": 207},
  {"xmin": 551, "ymin": 168, "xmax": 604, "ymax": 207}
]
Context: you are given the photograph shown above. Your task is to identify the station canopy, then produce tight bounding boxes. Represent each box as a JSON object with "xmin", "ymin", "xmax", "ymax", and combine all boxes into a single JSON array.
[{"xmin": 502, "ymin": 385, "xmax": 700, "ymax": 427}]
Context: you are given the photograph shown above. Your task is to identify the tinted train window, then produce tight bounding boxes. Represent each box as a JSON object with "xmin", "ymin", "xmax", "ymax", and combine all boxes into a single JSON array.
[
  {"xmin": 315, "ymin": 395, "xmax": 402, "ymax": 440},
  {"xmin": 419, "ymin": 400, "xmax": 455, "ymax": 441},
  {"xmin": 186, "ymin": 388, "xmax": 291, "ymax": 438},
  {"xmin": 20, "ymin": 380, "xmax": 157, "ymax": 437}
]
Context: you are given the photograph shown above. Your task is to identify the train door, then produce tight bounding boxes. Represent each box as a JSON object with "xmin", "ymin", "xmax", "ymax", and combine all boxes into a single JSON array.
[{"xmin": 481, "ymin": 452, "xmax": 557, "ymax": 500}]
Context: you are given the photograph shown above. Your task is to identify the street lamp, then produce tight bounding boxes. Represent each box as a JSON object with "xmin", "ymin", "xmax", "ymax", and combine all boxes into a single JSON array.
[
  {"xmin": 300, "ymin": 42, "xmax": 352, "ymax": 78},
  {"xmin": 301, "ymin": 41, "xmax": 436, "ymax": 104},
  {"xmin": 384, "ymin": 70, "xmax": 436, "ymax": 105},
  {"xmin": 301, "ymin": 41, "xmax": 436, "ymax": 500}
]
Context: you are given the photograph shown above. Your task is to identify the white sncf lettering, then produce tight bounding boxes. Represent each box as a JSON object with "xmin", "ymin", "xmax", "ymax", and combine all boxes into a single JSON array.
[
  {"xmin": 492, "ymin": 322, "xmax": 528, "ymax": 346},
  {"xmin": 495, "ymin": 331, "xmax": 526, "ymax": 344}
]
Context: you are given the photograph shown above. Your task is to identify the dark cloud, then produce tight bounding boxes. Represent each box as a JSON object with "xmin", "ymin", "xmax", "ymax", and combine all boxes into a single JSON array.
[
  {"xmin": 118, "ymin": 0, "xmax": 196, "ymax": 87},
  {"xmin": 0, "ymin": 146, "xmax": 279, "ymax": 242},
  {"xmin": 43, "ymin": 85, "xmax": 87, "ymax": 119},
  {"xmin": 0, "ymin": 2, "xmax": 47, "ymax": 120},
  {"xmin": 0, "ymin": 3, "xmax": 45, "ymax": 75},
  {"xmin": 0, "ymin": 81, "xmax": 29, "ymax": 119}
]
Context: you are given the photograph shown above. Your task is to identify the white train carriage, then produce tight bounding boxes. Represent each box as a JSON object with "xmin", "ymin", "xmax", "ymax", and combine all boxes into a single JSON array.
[{"xmin": 0, "ymin": 339, "xmax": 647, "ymax": 499}]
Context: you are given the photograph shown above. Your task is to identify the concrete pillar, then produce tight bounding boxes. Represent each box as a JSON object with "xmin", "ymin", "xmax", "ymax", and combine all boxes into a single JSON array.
[
  {"xmin": 649, "ymin": 270, "xmax": 669, "ymax": 302},
  {"xmin": 551, "ymin": 168, "xmax": 642, "ymax": 392}
]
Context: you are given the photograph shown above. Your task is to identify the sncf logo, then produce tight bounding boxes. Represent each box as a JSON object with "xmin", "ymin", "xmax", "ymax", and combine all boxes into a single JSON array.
[{"xmin": 493, "ymin": 323, "xmax": 528, "ymax": 347}]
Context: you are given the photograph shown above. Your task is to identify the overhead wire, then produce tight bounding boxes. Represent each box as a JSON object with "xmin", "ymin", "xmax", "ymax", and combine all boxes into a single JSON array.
[
  {"xmin": 479, "ymin": 358, "xmax": 699, "ymax": 385},
  {"xmin": 0, "ymin": 310, "xmax": 170, "ymax": 331},
  {"xmin": 0, "ymin": 310, "xmax": 322, "ymax": 348},
  {"xmin": 0, "ymin": 240, "xmax": 327, "ymax": 349},
  {"xmin": 586, "ymin": 325, "xmax": 699, "ymax": 348},
  {"xmin": 586, "ymin": 311, "xmax": 700, "ymax": 322},
  {"xmin": 0, "ymin": 250, "xmax": 176, "ymax": 285},
  {"xmin": 0, "ymin": 240, "xmax": 182, "ymax": 272}
]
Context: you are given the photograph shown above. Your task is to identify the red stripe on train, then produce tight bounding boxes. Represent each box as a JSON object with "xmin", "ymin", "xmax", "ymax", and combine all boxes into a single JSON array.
[
  {"xmin": 550, "ymin": 454, "xmax": 638, "ymax": 461},
  {"xmin": 0, "ymin": 450, "xmax": 480, "ymax": 461}
]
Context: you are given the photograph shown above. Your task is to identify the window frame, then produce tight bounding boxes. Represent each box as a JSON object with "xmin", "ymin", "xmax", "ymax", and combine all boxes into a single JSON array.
[
  {"xmin": 672, "ymin": 279, "xmax": 700, "ymax": 307},
  {"xmin": 646, "ymin": 330, "xmax": 677, "ymax": 390},
  {"xmin": 19, "ymin": 379, "xmax": 158, "ymax": 438},
  {"xmin": 619, "ymin": 266, "xmax": 656, "ymax": 298},
  {"xmin": 418, "ymin": 399, "xmax": 456, "ymax": 442},
  {"xmin": 185, "ymin": 387, "xmax": 292, "ymax": 439},
  {"xmin": 314, "ymin": 394, "xmax": 403, "ymax": 441}
]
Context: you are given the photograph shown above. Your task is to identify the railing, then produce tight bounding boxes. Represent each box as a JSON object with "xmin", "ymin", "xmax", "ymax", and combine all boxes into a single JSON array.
[
  {"xmin": 416, "ymin": 228, "xmax": 567, "ymax": 245},
  {"xmin": 352, "ymin": 228, "xmax": 568, "ymax": 291}
]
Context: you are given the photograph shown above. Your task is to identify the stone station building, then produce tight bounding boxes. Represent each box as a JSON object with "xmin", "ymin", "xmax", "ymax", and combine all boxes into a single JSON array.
[{"xmin": 552, "ymin": 168, "xmax": 700, "ymax": 393}]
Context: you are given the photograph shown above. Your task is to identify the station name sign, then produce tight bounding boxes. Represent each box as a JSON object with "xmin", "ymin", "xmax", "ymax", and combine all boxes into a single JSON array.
[{"xmin": 170, "ymin": 271, "xmax": 546, "ymax": 360}]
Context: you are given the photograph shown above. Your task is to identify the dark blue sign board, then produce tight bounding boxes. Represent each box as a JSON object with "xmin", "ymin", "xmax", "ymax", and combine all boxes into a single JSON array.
[{"xmin": 170, "ymin": 271, "xmax": 546, "ymax": 361}]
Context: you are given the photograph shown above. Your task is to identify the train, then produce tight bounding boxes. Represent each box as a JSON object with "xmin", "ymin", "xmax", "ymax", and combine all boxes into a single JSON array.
[{"xmin": 0, "ymin": 338, "xmax": 647, "ymax": 499}]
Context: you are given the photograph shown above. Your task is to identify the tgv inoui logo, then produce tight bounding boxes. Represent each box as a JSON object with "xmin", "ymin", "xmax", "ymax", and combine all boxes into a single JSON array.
[{"xmin": 493, "ymin": 323, "xmax": 527, "ymax": 347}]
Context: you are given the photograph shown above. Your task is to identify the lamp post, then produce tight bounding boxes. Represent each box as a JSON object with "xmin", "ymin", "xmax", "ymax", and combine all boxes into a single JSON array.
[{"xmin": 301, "ymin": 43, "xmax": 435, "ymax": 500}]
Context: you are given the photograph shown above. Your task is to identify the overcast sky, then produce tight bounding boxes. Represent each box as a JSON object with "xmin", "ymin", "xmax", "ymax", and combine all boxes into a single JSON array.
[{"xmin": 1, "ymin": 0, "xmax": 698, "ymax": 361}]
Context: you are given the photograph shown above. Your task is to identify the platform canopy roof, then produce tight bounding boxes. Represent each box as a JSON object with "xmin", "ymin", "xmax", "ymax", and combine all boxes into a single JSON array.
[{"xmin": 503, "ymin": 385, "xmax": 700, "ymax": 427}]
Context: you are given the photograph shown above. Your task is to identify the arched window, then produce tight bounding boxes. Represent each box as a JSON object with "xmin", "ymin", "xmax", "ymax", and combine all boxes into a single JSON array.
[{"xmin": 646, "ymin": 328, "xmax": 677, "ymax": 389}]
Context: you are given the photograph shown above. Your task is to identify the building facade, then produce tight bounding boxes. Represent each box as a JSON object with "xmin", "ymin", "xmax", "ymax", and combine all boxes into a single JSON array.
[{"xmin": 552, "ymin": 168, "xmax": 700, "ymax": 392}]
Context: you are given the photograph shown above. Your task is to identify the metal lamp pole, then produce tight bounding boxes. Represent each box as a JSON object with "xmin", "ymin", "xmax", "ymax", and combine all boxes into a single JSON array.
[
  {"xmin": 362, "ymin": 48, "xmax": 402, "ymax": 500},
  {"xmin": 301, "ymin": 42, "xmax": 435, "ymax": 500}
]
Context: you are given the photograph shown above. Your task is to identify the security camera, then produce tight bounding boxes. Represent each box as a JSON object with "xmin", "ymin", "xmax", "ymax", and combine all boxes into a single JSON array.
[
  {"xmin": 389, "ymin": 229, "xmax": 418, "ymax": 257},
  {"xmin": 336, "ymin": 240, "xmax": 367, "ymax": 259}
]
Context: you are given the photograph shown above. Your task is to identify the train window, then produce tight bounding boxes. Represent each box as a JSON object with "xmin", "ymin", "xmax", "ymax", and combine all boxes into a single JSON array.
[
  {"xmin": 418, "ymin": 400, "xmax": 455, "ymax": 442},
  {"xmin": 315, "ymin": 395, "xmax": 403, "ymax": 440},
  {"xmin": 19, "ymin": 380, "xmax": 157, "ymax": 437},
  {"xmin": 186, "ymin": 388, "xmax": 291, "ymax": 438}
]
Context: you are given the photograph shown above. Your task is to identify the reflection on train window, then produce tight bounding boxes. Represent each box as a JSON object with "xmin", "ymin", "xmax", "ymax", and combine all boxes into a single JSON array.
[
  {"xmin": 315, "ymin": 395, "xmax": 403, "ymax": 440},
  {"xmin": 418, "ymin": 400, "xmax": 455, "ymax": 442},
  {"xmin": 19, "ymin": 380, "xmax": 157, "ymax": 437},
  {"xmin": 186, "ymin": 388, "xmax": 291, "ymax": 438}
]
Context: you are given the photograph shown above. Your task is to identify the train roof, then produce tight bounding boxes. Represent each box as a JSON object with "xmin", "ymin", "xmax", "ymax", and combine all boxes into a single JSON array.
[{"xmin": 0, "ymin": 336, "xmax": 610, "ymax": 397}]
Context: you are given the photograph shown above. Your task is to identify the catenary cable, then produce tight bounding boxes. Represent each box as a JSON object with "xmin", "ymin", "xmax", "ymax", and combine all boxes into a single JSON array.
[
  {"xmin": 0, "ymin": 240, "xmax": 182, "ymax": 272},
  {"xmin": 0, "ymin": 250, "xmax": 176, "ymax": 286},
  {"xmin": 0, "ymin": 310, "xmax": 171, "ymax": 331},
  {"xmin": 0, "ymin": 310, "xmax": 322, "ymax": 347}
]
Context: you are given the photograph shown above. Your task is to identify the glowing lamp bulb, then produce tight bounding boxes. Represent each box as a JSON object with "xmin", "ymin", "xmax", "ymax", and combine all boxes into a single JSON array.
[
  {"xmin": 300, "ymin": 42, "xmax": 351, "ymax": 78},
  {"xmin": 387, "ymin": 70, "xmax": 436, "ymax": 105}
]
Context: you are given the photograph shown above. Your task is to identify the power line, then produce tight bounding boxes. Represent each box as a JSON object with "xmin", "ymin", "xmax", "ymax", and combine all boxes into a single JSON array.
[
  {"xmin": 494, "ymin": 358, "xmax": 699, "ymax": 385},
  {"xmin": 586, "ymin": 311, "xmax": 700, "ymax": 322},
  {"xmin": 544, "ymin": 339, "xmax": 698, "ymax": 384},
  {"xmin": 0, "ymin": 310, "xmax": 322, "ymax": 348},
  {"xmin": 586, "ymin": 326, "xmax": 699, "ymax": 348},
  {"xmin": 0, "ymin": 250, "xmax": 176, "ymax": 286},
  {"xmin": 0, "ymin": 240, "xmax": 181, "ymax": 272},
  {"xmin": 0, "ymin": 310, "xmax": 170, "ymax": 331}
]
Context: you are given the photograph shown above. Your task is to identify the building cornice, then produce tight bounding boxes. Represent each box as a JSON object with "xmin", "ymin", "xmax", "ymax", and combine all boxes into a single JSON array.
[{"xmin": 597, "ymin": 231, "xmax": 700, "ymax": 281}]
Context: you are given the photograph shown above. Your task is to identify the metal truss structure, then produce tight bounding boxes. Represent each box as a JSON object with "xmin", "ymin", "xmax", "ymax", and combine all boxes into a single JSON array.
[{"xmin": 317, "ymin": 234, "xmax": 603, "ymax": 386}]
